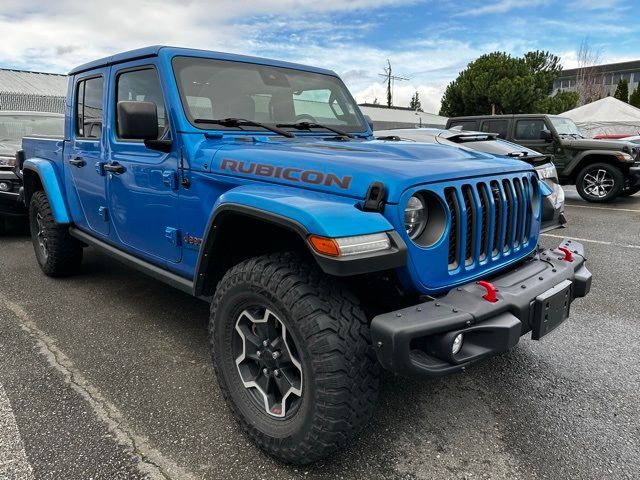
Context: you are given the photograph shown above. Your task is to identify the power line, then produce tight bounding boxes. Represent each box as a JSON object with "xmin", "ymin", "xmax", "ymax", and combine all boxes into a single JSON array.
[{"xmin": 378, "ymin": 59, "xmax": 411, "ymax": 107}]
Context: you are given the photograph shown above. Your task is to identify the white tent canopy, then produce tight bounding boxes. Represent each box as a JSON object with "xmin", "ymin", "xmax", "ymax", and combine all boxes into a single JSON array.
[{"xmin": 562, "ymin": 97, "xmax": 640, "ymax": 138}]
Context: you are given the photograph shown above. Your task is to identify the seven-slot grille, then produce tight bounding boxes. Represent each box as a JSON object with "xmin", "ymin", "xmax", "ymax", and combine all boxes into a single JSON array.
[{"xmin": 444, "ymin": 174, "xmax": 537, "ymax": 271}]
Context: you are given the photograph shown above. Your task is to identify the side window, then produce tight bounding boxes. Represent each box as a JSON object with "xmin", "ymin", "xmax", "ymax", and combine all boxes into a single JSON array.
[
  {"xmin": 116, "ymin": 68, "xmax": 167, "ymax": 139},
  {"xmin": 76, "ymin": 76, "xmax": 104, "ymax": 139},
  {"xmin": 481, "ymin": 120, "xmax": 508, "ymax": 139},
  {"xmin": 514, "ymin": 119, "xmax": 546, "ymax": 141}
]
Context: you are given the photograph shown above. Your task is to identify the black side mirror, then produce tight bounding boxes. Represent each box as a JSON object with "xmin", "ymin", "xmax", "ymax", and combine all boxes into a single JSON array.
[
  {"xmin": 364, "ymin": 115, "xmax": 374, "ymax": 131},
  {"xmin": 540, "ymin": 129, "xmax": 553, "ymax": 142},
  {"xmin": 117, "ymin": 101, "xmax": 172, "ymax": 152}
]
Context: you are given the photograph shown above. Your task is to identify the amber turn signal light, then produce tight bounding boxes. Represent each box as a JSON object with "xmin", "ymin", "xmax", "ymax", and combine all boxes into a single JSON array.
[{"xmin": 308, "ymin": 235, "xmax": 340, "ymax": 256}]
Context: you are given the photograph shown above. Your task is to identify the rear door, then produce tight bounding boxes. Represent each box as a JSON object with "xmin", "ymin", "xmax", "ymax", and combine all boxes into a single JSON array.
[
  {"xmin": 66, "ymin": 71, "xmax": 110, "ymax": 236},
  {"xmin": 106, "ymin": 61, "xmax": 181, "ymax": 263}
]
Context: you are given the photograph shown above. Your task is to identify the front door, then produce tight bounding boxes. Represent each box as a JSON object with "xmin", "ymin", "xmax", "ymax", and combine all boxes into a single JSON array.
[
  {"xmin": 67, "ymin": 71, "xmax": 110, "ymax": 236},
  {"xmin": 106, "ymin": 63, "xmax": 181, "ymax": 263}
]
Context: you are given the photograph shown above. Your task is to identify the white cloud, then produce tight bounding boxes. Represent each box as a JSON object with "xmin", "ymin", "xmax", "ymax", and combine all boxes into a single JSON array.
[{"xmin": 454, "ymin": 0, "xmax": 551, "ymax": 17}]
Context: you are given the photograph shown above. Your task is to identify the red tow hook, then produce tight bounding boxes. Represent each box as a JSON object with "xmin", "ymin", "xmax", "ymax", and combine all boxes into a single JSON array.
[
  {"xmin": 477, "ymin": 280, "xmax": 498, "ymax": 303},
  {"xmin": 558, "ymin": 247, "xmax": 574, "ymax": 262}
]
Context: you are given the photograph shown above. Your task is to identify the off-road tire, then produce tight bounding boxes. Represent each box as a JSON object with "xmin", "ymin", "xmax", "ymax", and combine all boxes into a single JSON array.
[
  {"xmin": 621, "ymin": 185, "xmax": 640, "ymax": 197},
  {"xmin": 209, "ymin": 252, "xmax": 379, "ymax": 464},
  {"xmin": 29, "ymin": 191, "xmax": 83, "ymax": 277},
  {"xmin": 576, "ymin": 163, "xmax": 624, "ymax": 203}
]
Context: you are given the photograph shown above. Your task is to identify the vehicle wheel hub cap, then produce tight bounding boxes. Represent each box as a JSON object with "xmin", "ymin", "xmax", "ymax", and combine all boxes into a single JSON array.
[
  {"xmin": 36, "ymin": 213, "xmax": 48, "ymax": 259},
  {"xmin": 233, "ymin": 308, "xmax": 303, "ymax": 418},
  {"xmin": 583, "ymin": 169, "xmax": 614, "ymax": 198}
]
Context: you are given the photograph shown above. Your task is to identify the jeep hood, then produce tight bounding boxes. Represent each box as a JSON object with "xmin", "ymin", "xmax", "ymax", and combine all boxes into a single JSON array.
[
  {"xmin": 561, "ymin": 137, "xmax": 637, "ymax": 152},
  {"xmin": 205, "ymin": 137, "xmax": 534, "ymax": 204}
]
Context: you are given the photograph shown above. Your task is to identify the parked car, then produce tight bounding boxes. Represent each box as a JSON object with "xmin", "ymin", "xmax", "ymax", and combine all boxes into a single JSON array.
[
  {"xmin": 0, "ymin": 111, "xmax": 64, "ymax": 232},
  {"xmin": 19, "ymin": 46, "xmax": 592, "ymax": 464},
  {"xmin": 374, "ymin": 128, "xmax": 566, "ymax": 232},
  {"xmin": 446, "ymin": 114, "xmax": 640, "ymax": 202},
  {"xmin": 622, "ymin": 135, "xmax": 640, "ymax": 144}
]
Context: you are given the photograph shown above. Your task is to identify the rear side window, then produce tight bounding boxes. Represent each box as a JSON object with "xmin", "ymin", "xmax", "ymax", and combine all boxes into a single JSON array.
[
  {"xmin": 449, "ymin": 120, "xmax": 478, "ymax": 131},
  {"xmin": 514, "ymin": 119, "xmax": 546, "ymax": 140},
  {"xmin": 481, "ymin": 120, "xmax": 508, "ymax": 139},
  {"xmin": 76, "ymin": 76, "xmax": 104, "ymax": 139},
  {"xmin": 116, "ymin": 67, "xmax": 167, "ymax": 139}
]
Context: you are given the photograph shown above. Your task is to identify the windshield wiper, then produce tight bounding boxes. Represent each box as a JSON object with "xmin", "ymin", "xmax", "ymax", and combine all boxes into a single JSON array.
[
  {"xmin": 193, "ymin": 117, "xmax": 295, "ymax": 138},
  {"xmin": 276, "ymin": 121, "xmax": 353, "ymax": 138}
]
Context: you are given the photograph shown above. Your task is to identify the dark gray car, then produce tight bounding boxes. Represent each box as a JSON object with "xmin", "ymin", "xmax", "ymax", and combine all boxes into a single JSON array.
[
  {"xmin": 0, "ymin": 111, "xmax": 64, "ymax": 232},
  {"xmin": 375, "ymin": 128, "xmax": 565, "ymax": 232}
]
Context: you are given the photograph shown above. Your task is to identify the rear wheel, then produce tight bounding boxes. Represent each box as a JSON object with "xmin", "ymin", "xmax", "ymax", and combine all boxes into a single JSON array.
[
  {"xmin": 29, "ymin": 191, "xmax": 83, "ymax": 277},
  {"xmin": 210, "ymin": 253, "xmax": 379, "ymax": 464},
  {"xmin": 576, "ymin": 163, "xmax": 624, "ymax": 203}
]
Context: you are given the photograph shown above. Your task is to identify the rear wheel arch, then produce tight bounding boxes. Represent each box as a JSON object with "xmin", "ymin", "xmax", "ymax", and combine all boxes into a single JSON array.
[{"xmin": 22, "ymin": 169, "xmax": 44, "ymax": 208}]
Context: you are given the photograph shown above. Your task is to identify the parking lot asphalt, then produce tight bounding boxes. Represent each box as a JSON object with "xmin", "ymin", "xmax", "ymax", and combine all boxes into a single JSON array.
[{"xmin": 0, "ymin": 187, "xmax": 639, "ymax": 480}]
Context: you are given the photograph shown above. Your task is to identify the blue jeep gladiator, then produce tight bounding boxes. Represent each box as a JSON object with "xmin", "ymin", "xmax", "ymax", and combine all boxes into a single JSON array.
[{"xmin": 19, "ymin": 46, "xmax": 592, "ymax": 464}]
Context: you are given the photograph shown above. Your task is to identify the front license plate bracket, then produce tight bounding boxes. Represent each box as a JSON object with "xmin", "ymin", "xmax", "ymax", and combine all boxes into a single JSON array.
[{"xmin": 531, "ymin": 279, "xmax": 573, "ymax": 340}]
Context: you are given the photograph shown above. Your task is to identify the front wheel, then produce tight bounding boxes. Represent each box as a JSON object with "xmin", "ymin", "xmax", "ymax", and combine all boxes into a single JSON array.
[
  {"xmin": 575, "ymin": 163, "xmax": 624, "ymax": 203},
  {"xmin": 209, "ymin": 253, "xmax": 379, "ymax": 464}
]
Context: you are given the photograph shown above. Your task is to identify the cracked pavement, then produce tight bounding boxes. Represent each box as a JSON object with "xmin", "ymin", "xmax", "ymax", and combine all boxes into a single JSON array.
[{"xmin": 0, "ymin": 187, "xmax": 639, "ymax": 479}]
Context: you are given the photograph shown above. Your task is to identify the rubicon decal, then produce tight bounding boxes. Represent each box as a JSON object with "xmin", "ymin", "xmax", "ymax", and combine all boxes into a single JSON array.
[{"xmin": 220, "ymin": 159, "xmax": 353, "ymax": 189}]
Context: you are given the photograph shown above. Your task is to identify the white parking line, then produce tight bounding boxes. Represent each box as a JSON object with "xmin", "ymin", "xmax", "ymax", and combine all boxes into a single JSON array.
[
  {"xmin": 542, "ymin": 233, "xmax": 640, "ymax": 250},
  {"xmin": 0, "ymin": 383, "xmax": 34, "ymax": 480},
  {"xmin": 1, "ymin": 300, "xmax": 196, "ymax": 480},
  {"xmin": 565, "ymin": 204, "xmax": 640, "ymax": 213}
]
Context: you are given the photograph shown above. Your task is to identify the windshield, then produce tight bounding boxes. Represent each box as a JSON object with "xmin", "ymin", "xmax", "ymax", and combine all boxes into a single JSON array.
[
  {"xmin": 0, "ymin": 114, "xmax": 64, "ymax": 144},
  {"xmin": 172, "ymin": 56, "xmax": 367, "ymax": 134},
  {"xmin": 550, "ymin": 117, "xmax": 582, "ymax": 136}
]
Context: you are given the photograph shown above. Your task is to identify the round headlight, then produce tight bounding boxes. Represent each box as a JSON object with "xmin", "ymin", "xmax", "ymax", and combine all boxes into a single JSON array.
[{"xmin": 405, "ymin": 194, "xmax": 428, "ymax": 240}]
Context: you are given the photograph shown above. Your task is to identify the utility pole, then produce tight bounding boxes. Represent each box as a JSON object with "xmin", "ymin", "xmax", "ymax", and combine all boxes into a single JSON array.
[{"xmin": 379, "ymin": 60, "xmax": 409, "ymax": 108}]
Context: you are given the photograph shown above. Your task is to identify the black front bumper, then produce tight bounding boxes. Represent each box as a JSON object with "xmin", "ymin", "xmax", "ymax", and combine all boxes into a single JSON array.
[
  {"xmin": 371, "ymin": 240, "xmax": 592, "ymax": 378},
  {"xmin": 0, "ymin": 169, "xmax": 25, "ymax": 217}
]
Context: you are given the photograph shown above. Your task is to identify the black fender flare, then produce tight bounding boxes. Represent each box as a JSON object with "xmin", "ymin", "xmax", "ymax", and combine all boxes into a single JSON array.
[{"xmin": 193, "ymin": 204, "xmax": 407, "ymax": 297}]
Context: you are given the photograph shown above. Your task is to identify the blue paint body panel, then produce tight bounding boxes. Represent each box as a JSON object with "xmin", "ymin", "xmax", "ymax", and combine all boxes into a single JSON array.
[{"xmin": 23, "ymin": 46, "xmax": 542, "ymax": 296}]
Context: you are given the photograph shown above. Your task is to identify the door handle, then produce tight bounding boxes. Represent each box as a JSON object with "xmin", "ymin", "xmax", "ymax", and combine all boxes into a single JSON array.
[
  {"xmin": 69, "ymin": 157, "xmax": 86, "ymax": 167},
  {"xmin": 103, "ymin": 163, "xmax": 126, "ymax": 175}
]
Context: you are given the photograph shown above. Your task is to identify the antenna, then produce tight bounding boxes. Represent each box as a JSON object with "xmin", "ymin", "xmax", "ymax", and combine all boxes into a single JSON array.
[{"xmin": 378, "ymin": 59, "xmax": 411, "ymax": 107}]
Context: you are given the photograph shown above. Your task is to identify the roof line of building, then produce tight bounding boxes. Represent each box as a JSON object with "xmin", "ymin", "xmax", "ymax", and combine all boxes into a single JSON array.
[
  {"xmin": 0, "ymin": 67, "xmax": 66, "ymax": 77},
  {"xmin": 559, "ymin": 59, "xmax": 640, "ymax": 77}
]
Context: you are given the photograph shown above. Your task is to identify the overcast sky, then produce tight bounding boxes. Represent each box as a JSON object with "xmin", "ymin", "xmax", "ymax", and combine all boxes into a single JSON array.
[{"xmin": 0, "ymin": 0, "xmax": 637, "ymax": 114}]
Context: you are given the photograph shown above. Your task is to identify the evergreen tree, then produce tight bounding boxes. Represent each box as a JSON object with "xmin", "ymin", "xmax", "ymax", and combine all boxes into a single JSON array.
[
  {"xmin": 629, "ymin": 84, "xmax": 640, "ymax": 109},
  {"xmin": 439, "ymin": 51, "xmax": 562, "ymax": 116},
  {"xmin": 614, "ymin": 79, "xmax": 629, "ymax": 103},
  {"xmin": 409, "ymin": 92, "xmax": 423, "ymax": 111}
]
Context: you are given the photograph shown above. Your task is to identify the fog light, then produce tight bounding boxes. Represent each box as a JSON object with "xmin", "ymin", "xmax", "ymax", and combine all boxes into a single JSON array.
[
  {"xmin": 0, "ymin": 181, "xmax": 10, "ymax": 192},
  {"xmin": 452, "ymin": 333, "xmax": 463, "ymax": 355}
]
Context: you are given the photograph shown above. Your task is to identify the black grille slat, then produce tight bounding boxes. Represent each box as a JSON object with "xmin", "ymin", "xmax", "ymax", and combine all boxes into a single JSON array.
[
  {"xmin": 490, "ymin": 180, "xmax": 502, "ymax": 257},
  {"xmin": 445, "ymin": 188, "xmax": 460, "ymax": 268},
  {"xmin": 462, "ymin": 185, "xmax": 476, "ymax": 265},
  {"xmin": 513, "ymin": 178, "xmax": 524, "ymax": 248},
  {"xmin": 502, "ymin": 180, "xmax": 514, "ymax": 252},
  {"xmin": 522, "ymin": 177, "xmax": 532, "ymax": 242},
  {"xmin": 477, "ymin": 183, "xmax": 490, "ymax": 261}
]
